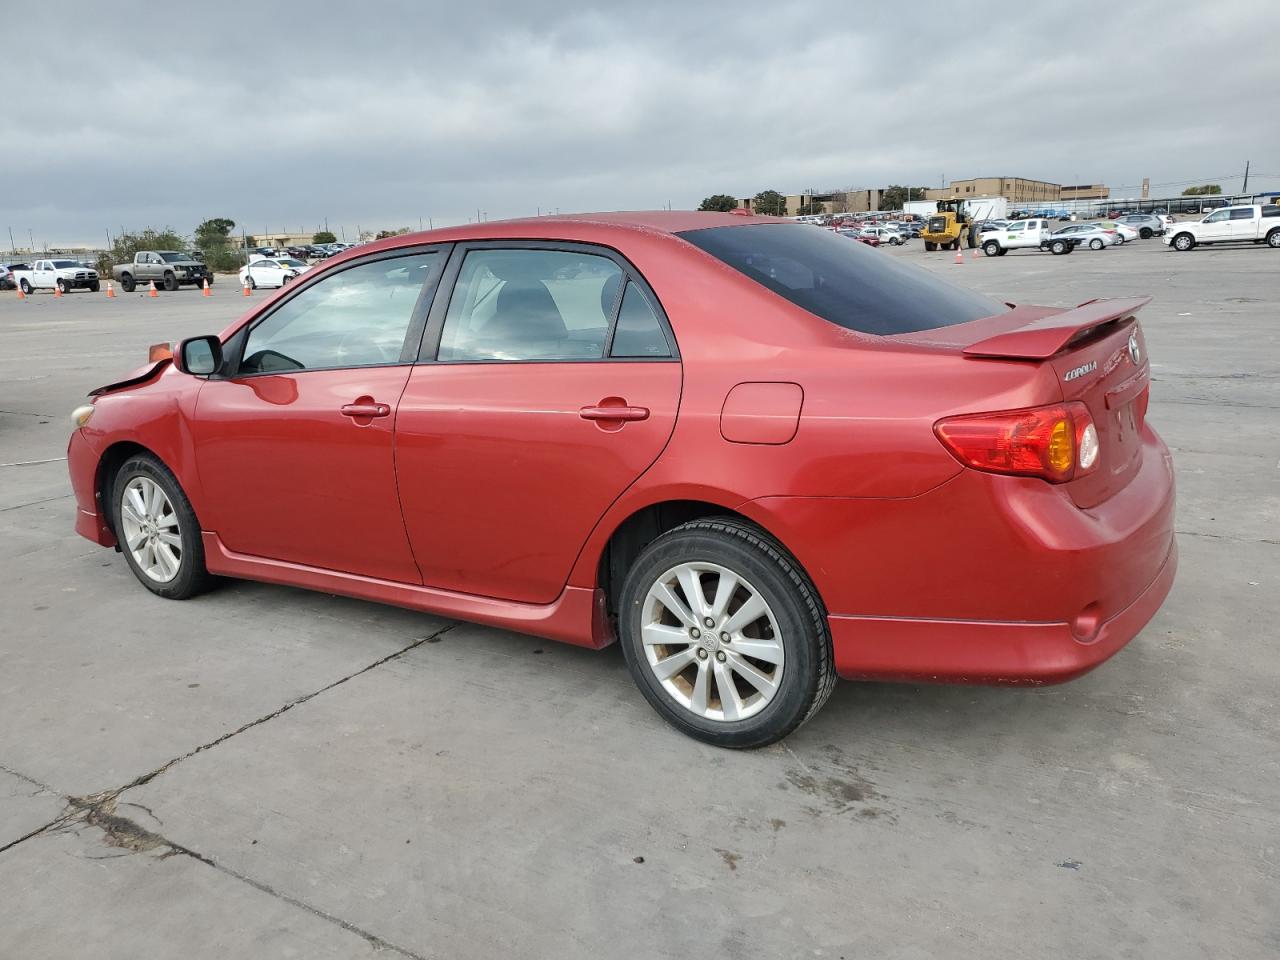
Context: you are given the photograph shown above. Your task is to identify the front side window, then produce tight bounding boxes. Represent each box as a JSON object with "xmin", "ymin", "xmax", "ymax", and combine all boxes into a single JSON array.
[
  {"xmin": 1204, "ymin": 211, "xmax": 1229, "ymax": 223},
  {"xmin": 240, "ymin": 253, "xmax": 436, "ymax": 374},
  {"xmin": 1007, "ymin": 222, "xmax": 1025, "ymax": 232},
  {"xmin": 438, "ymin": 249, "xmax": 623, "ymax": 361}
]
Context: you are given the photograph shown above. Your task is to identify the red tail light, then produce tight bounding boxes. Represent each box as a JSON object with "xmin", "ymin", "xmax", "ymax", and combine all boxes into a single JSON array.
[{"xmin": 934, "ymin": 402, "xmax": 1098, "ymax": 483}]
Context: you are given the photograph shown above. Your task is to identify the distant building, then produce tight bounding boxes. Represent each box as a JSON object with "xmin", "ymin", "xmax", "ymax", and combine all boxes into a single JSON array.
[
  {"xmin": 1062, "ymin": 184, "xmax": 1111, "ymax": 201},
  {"xmin": 926, "ymin": 177, "xmax": 1065, "ymax": 204}
]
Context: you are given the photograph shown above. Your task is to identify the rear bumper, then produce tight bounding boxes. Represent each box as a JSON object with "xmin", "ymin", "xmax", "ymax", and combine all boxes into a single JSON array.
[
  {"xmin": 741, "ymin": 423, "xmax": 1176, "ymax": 684},
  {"xmin": 828, "ymin": 539, "xmax": 1176, "ymax": 684}
]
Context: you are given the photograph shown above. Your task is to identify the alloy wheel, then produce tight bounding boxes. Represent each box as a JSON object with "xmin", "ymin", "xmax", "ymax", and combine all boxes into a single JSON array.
[
  {"xmin": 641, "ymin": 561, "xmax": 784, "ymax": 722},
  {"xmin": 119, "ymin": 476, "xmax": 183, "ymax": 583}
]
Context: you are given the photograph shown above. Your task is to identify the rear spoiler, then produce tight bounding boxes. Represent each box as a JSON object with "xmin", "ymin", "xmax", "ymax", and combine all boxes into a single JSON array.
[{"xmin": 964, "ymin": 296, "xmax": 1151, "ymax": 360}]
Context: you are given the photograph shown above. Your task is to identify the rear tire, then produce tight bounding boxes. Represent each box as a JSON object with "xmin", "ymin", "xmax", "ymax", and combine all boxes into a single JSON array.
[
  {"xmin": 983, "ymin": 240, "xmax": 1000, "ymax": 257},
  {"xmin": 20, "ymin": 278, "xmax": 32, "ymax": 295},
  {"xmin": 110, "ymin": 454, "xmax": 215, "ymax": 600},
  {"xmin": 1052, "ymin": 240, "xmax": 1069, "ymax": 254},
  {"xmin": 1267, "ymin": 229, "xmax": 1280, "ymax": 249},
  {"xmin": 618, "ymin": 518, "xmax": 835, "ymax": 749}
]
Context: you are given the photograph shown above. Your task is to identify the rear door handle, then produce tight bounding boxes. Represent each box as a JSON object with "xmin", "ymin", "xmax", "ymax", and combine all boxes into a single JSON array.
[
  {"xmin": 579, "ymin": 404, "xmax": 649, "ymax": 422},
  {"xmin": 341, "ymin": 401, "xmax": 391, "ymax": 418}
]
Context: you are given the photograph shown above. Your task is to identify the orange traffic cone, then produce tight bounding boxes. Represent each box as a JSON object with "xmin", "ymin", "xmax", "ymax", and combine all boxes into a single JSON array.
[
  {"xmin": 148, "ymin": 281, "xmax": 159, "ymax": 298},
  {"xmin": 954, "ymin": 248, "xmax": 964, "ymax": 264},
  {"xmin": 16, "ymin": 284, "xmax": 25, "ymax": 300},
  {"xmin": 201, "ymin": 278, "xmax": 211, "ymax": 297},
  {"xmin": 242, "ymin": 281, "xmax": 251, "ymax": 297},
  {"xmin": 106, "ymin": 280, "xmax": 116, "ymax": 298},
  {"xmin": 53, "ymin": 283, "xmax": 63, "ymax": 297}
]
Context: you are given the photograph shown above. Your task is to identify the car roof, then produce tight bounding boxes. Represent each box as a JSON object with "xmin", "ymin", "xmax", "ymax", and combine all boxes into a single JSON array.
[{"xmin": 350, "ymin": 211, "xmax": 780, "ymax": 258}]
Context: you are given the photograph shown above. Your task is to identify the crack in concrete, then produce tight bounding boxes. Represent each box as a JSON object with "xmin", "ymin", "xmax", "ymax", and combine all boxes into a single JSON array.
[
  {"xmin": 0, "ymin": 493, "xmax": 74, "ymax": 513},
  {"xmin": 52, "ymin": 794, "xmax": 430, "ymax": 959},
  {"xmin": 0, "ymin": 625, "xmax": 452, "ymax": 957},
  {"xmin": 1177, "ymin": 529, "xmax": 1279, "ymax": 546}
]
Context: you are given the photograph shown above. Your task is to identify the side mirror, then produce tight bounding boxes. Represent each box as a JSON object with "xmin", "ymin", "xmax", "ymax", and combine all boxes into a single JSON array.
[{"xmin": 175, "ymin": 335, "xmax": 223, "ymax": 376}]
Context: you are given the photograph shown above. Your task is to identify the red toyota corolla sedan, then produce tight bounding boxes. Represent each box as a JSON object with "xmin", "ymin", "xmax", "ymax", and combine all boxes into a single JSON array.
[{"xmin": 67, "ymin": 212, "xmax": 1176, "ymax": 747}]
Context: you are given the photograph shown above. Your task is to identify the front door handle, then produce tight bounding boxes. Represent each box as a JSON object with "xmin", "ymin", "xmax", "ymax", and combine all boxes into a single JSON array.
[
  {"xmin": 579, "ymin": 403, "xmax": 649, "ymax": 422},
  {"xmin": 341, "ymin": 400, "xmax": 391, "ymax": 418}
]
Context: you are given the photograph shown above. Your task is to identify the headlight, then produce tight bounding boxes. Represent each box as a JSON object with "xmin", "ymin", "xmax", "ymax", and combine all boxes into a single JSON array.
[{"xmin": 70, "ymin": 404, "xmax": 95, "ymax": 428}]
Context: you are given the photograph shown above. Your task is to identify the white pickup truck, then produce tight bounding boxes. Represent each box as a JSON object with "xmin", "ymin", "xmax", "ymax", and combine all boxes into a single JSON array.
[
  {"xmin": 978, "ymin": 218, "xmax": 1076, "ymax": 256},
  {"xmin": 1164, "ymin": 204, "xmax": 1280, "ymax": 251},
  {"xmin": 11, "ymin": 258, "xmax": 101, "ymax": 295}
]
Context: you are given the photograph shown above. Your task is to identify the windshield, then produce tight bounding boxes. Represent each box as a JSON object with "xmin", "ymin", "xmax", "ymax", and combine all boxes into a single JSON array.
[
  {"xmin": 51, "ymin": 260, "xmax": 79, "ymax": 268},
  {"xmin": 158, "ymin": 252, "xmax": 189, "ymax": 263},
  {"xmin": 276, "ymin": 258, "xmax": 306, "ymax": 267},
  {"xmin": 678, "ymin": 223, "xmax": 1006, "ymax": 336}
]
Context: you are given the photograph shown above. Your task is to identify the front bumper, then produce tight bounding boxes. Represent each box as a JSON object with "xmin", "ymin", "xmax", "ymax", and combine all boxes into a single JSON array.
[{"xmin": 68, "ymin": 428, "xmax": 115, "ymax": 547}]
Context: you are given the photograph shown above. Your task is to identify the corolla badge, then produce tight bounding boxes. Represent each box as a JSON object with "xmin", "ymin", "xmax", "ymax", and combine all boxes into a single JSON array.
[
  {"xmin": 1063, "ymin": 360, "xmax": 1098, "ymax": 382},
  {"xmin": 1128, "ymin": 333, "xmax": 1141, "ymax": 364}
]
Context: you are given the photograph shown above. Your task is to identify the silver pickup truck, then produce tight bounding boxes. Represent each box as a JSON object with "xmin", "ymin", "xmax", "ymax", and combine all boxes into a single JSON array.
[{"xmin": 112, "ymin": 251, "xmax": 212, "ymax": 292}]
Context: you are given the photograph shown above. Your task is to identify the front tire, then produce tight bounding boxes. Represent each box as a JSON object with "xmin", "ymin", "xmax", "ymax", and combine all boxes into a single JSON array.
[
  {"xmin": 88, "ymin": 280, "xmax": 100, "ymax": 293},
  {"xmin": 1090, "ymin": 238, "xmax": 1104, "ymax": 250},
  {"xmin": 120, "ymin": 273, "xmax": 136, "ymax": 293},
  {"xmin": 1172, "ymin": 233, "xmax": 1195, "ymax": 251},
  {"xmin": 1140, "ymin": 228, "xmax": 1153, "ymax": 239},
  {"xmin": 618, "ymin": 518, "xmax": 835, "ymax": 748},
  {"xmin": 924, "ymin": 241, "xmax": 937, "ymax": 251},
  {"xmin": 56, "ymin": 279, "xmax": 69, "ymax": 294},
  {"xmin": 111, "ymin": 454, "xmax": 214, "ymax": 600},
  {"xmin": 163, "ymin": 271, "xmax": 178, "ymax": 292},
  {"xmin": 983, "ymin": 240, "xmax": 1000, "ymax": 257}
]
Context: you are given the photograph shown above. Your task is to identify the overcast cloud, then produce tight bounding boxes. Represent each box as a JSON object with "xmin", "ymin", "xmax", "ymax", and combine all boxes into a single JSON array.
[{"xmin": 3, "ymin": 0, "xmax": 1279, "ymax": 247}]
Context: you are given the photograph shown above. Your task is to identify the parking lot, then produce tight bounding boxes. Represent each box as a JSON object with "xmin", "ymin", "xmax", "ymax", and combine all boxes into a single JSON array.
[{"xmin": 1, "ymin": 238, "xmax": 1276, "ymax": 958}]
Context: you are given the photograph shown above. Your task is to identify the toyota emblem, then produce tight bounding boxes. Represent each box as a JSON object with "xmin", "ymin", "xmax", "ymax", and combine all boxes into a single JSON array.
[{"xmin": 1128, "ymin": 333, "xmax": 1141, "ymax": 365}]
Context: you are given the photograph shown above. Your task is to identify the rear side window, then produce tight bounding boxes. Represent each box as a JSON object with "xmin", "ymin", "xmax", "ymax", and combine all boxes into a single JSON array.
[
  {"xmin": 679, "ymin": 224, "xmax": 1005, "ymax": 336},
  {"xmin": 1229, "ymin": 208, "xmax": 1255, "ymax": 220},
  {"xmin": 610, "ymin": 282, "xmax": 671, "ymax": 358}
]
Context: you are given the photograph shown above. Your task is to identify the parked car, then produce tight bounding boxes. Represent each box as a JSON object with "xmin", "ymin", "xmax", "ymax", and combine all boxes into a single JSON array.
[
  {"xmin": 0, "ymin": 264, "xmax": 14, "ymax": 290},
  {"xmin": 1116, "ymin": 215, "xmax": 1166, "ymax": 239},
  {"xmin": 11, "ymin": 258, "xmax": 100, "ymax": 294},
  {"xmin": 285, "ymin": 246, "xmax": 312, "ymax": 260},
  {"xmin": 239, "ymin": 256, "xmax": 311, "ymax": 289},
  {"xmin": 861, "ymin": 226, "xmax": 905, "ymax": 246},
  {"xmin": 1164, "ymin": 204, "xmax": 1280, "ymax": 251},
  {"xmin": 1053, "ymin": 224, "xmax": 1121, "ymax": 250},
  {"xmin": 112, "ymin": 251, "xmax": 211, "ymax": 292},
  {"xmin": 67, "ymin": 212, "xmax": 1175, "ymax": 747},
  {"xmin": 837, "ymin": 228, "xmax": 880, "ymax": 247},
  {"xmin": 1095, "ymin": 221, "xmax": 1139, "ymax": 243},
  {"xmin": 979, "ymin": 219, "xmax": 1076, "ymax": 255}
]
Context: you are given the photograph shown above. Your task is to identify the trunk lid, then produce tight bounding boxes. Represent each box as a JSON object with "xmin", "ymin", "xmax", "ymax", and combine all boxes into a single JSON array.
[{"xmin": 897, "ymin": 297, "xmax": 1152, "ymax": 507}]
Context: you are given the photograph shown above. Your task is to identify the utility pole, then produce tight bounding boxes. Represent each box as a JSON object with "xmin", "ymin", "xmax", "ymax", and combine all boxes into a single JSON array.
[
  {"xmin": 8, "ymin": 227, "xmax": 15, "ymax": 255},
  {"xmin": 1243, "ymin": 160, "xmax": 1250, "ymax": 195}
]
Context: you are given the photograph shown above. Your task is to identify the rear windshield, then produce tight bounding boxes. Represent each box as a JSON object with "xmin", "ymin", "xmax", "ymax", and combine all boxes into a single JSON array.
[{"xmin": 679, "ymin": 223, "xmax": 1005, "ymax": 335}]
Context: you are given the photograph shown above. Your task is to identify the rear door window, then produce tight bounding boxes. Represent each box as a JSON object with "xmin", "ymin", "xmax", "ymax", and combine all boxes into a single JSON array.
[
  {"xmin": 1228, "ymin": 208, "xmax": 1255, "ymax": 220},
  {"xmin": 678, "ymin": 223, "xmax": 1005, "ymax": 336},
  {"xmin": 438, "ymin": 249, "xmax": 622, "ymax": 361}
]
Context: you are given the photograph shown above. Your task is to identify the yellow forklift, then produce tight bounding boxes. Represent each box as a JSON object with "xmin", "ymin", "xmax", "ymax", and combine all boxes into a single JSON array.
[{"xmin": 921, "ymin": 198, "xmax": 978, "ymax": 251}]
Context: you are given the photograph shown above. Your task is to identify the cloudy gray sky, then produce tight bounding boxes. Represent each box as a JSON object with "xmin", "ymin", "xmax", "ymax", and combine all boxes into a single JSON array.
[{"xmin": 4, "ymin": 0, "xmax": 1279, "ymax": 247}]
